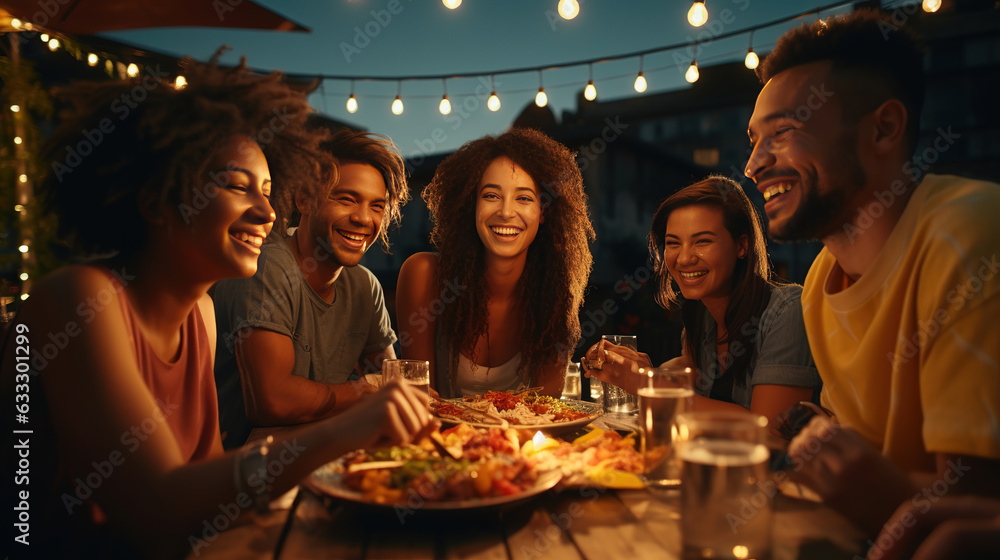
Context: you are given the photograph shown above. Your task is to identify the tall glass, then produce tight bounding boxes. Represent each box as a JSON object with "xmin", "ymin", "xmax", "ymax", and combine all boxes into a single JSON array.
[
  {"xmin": 600, "ymin": 335, "xmax": 638, "ymax": 414},
  {"xmin": 561, "ymin": 362, "xmax": 582, "ymax": 401},
  {"xmin": 638, "ymin": 366, "xmax": 694, "ymax": 491},
  {"xmin": 382, "ymin": 359, "xmax": 430, "ymax": 394},
  {"xmin": 676, "ymin": 411, "xmax": 772, "ymax": 560}
]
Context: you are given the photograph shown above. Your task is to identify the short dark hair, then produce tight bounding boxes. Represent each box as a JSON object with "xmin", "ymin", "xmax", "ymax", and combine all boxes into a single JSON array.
[
  {"xmin": 317, "ymin": 129, "xmax": 409, "ymax": 252},
  {"xmin": 758, "ymin": 9, "xmax": 925, "ymax": 156},
  {"xmin": 42, "ymin": 57, "xmax": 333, "ymax": 259}
]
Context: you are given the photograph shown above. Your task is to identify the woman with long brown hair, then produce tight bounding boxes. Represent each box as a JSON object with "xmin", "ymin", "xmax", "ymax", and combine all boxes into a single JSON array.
[
  {"xmin": 584, "ymin": 176, "xmax": 819, "ymax": 422},
  {"xmin": 396, "ymin": 128, "xmax": 594, "ymax": 398}
]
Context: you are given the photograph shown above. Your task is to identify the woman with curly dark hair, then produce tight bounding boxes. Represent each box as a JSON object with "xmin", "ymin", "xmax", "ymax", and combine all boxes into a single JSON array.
[
  {"xmin": 397, "ymin": 128, "xmax": 594, "ymax": 398},
  {"xmin": 584, "ymin": 176, "xmax": 820, "ymax": 424},
  {"xmin": 1, "ymin": 58, "xmax": 431, "ymax": 557}
]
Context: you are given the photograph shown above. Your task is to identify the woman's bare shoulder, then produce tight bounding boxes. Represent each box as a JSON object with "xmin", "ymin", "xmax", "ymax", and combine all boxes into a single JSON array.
[{"xmin": 399, "ymin": 252, "xmax": 439, "ymax": 279}]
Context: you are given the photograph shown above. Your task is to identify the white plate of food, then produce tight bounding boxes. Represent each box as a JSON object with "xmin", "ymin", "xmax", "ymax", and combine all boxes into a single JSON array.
[
  {"xmin": 431, "ymin": 390, "xmax": 603, "ymax": 434},
  {"xmin": 307, "ymin": 425, "xmax": 561, "ymax": 511}
]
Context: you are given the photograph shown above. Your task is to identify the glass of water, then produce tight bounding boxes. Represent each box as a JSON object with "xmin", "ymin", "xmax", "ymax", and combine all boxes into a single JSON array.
[
  {"xmin": 600, "ymin": 335, "xmax": 638, "ymax": 414},
  {"xmin": 638, "ymin": 366, "xmax": 694, "ymax": 491},
  {"xmin": 675, "ymin": 411, "xmax": 772, "ymax": 560},
  {"xmin": 561, "ymin": 362, "xmax": 582, "ymax": 401},
  {"xmin": 382, "ymin": 359, "xmax": 430, "ymax": 395}
]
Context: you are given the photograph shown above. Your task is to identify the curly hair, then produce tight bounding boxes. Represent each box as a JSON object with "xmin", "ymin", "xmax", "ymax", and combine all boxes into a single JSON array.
[
  {"xmin": 311, "ymin": 128, "xmax": 410, "ymax": 252},
  {"xmin": 757, "ymin": 8, "xmax": 925, "ymax": 157},
  {"xmin": 41, "ymin": 55, "xmax": 335, "ymax": 259},
  {"xmin": 649, "ymin": 176, "xmax": 775, "ymax": 387},
  {"xmin": 422, "ymin": 128, "xmax": 594, "ymax": 388}
]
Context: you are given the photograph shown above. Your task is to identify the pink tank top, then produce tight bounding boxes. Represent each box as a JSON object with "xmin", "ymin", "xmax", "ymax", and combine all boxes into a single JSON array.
[{"xmin": 114, "ymin": 278, "xmax": 222, "ymax": 461}]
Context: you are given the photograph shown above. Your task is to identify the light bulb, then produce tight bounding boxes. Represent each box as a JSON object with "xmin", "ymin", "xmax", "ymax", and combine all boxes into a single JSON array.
[
  {"xmin": 745, "ymin": 50, "xmax": 759, "ymax": 70},
  {"xmin": 439, "ymin": 95, "xmax": 451, "ymax": 115},
  {"xmin": 20, "ymin": 273, "xmax": 28, "ymax": 281},
  {"xmin": 922, "ymin": 0, "xmax": 941, "ymax": 12},
  {"xmin": 87, "ymin": 53, "xmax": 98, "ymax": 66},
  {"xmin": 634, "ymin": 72, "xmax": 647, "ymax": 93},
  {"xmin": 442, "ymin": 0, "xmax": 461, "ymax": 8},
  {"xmin": 10, "ymin": 104, "xmax": 20, "ymax": 112},
  {"xmin": 126, "ymin": 63, "xmax": 139, "ymax": 77},
  {"xmin": 11, "ymin": 18, "xmax": 22, "ymax": 29},
  {"xmin": 40, "ymin": 33, "xmax": 49, "ymax": 42},
  {"xmin": 14, "ymin": 204, "xmax": 24, "ymax": 212},
  {"xmin": 20, "ymin": 293, "xmax": 28, "ymax": 301},
  {"xmin": 174, "ymin": 75, "xmax": 187, "ymax": 89},
  {"xmin": 19, "ymin": 174, "xmax": 27, "ymax": 183},
  {"xmin": 14, "ymin": 136, "xmax": 22, "ymax": 144},
  {"xmin": 19, "ymin": 244, "xmax": 29, "ymax": 253},
  {"xmin": 346, "ymin": 94, "xmax": 358, "ymax": 113},
  {"xmin": 48, "ymin": 38, "xmax": 59, "ymax": 51},
  {"xmin": 488, "ymin": 91, "xmax": 501, "ymax": 111},
  {"xmin": 391, "ymin": 96, "xmax": 404, "ymax": 115},
  {"xmin": 584, "ymin": 80, "xmax": 597, "ymax": 101},
  {"xmin": 686, "ymin": 62, "xmax": 700, "ymax": 83},
  {"xmin": 535, "ymin": 88, "xmax": 548, "ymax": 107},
  {"xmin": 688, "ymin": 2, "xmax": 708, "ymax": 27},
  {"xmin": 105, "ymin": 60, "xmax": 113, "ymax": 73},
  {"xmin": 558, "ymin": 0, "xmax": 580, "ymax": 20}
]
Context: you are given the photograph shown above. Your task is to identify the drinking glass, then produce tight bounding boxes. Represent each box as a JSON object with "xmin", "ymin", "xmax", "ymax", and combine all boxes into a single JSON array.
[
  {"xmin": 600, "ymin": 335, "xmax": 638, "ymax": 414},
  {"xmin": 561, "ymin": 362, "xmax": 582, "ymax": 401},
  {"xmin": 381, "ymin": 359, "xmax": 430, "ymax": 395},
  {"xmin": 638, "ymin": 366, "xmax": 694, "ymax": 491},
  {"xmin": 676, "ymin": 411, "xmax": 772, "ymax": 560}
]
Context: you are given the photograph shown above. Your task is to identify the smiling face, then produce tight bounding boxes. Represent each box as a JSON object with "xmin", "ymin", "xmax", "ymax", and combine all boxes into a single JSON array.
[
  {"xmin": 663, "ymin": 204, "xmax": 746, "ymax": 307},
  {"xmin": 475, "ymin": 156, "xmax": 544, "ymax": 261},
  {"xmin": 174, "ymin": 135, "xmax": 274, "ymax": 280},
  {"xmin": 298, "ymin": 162, "xmax": 387, "ymax": 273},
  {"xmin": 746, "ymin": 61, "xmax": 867, "ymax": 241}
]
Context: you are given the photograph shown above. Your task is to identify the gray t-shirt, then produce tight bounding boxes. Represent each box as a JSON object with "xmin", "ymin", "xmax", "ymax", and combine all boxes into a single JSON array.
[
  {"xmin": 212, "ymin": 239, "xmax": 396, "ymax": 448},
  {"xmin": 689, "ymin": 283, "xmax": 820, "ymax": 409}
]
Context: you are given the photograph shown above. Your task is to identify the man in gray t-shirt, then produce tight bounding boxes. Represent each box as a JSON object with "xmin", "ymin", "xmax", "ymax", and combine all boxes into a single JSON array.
[{"xmin": 212, "ymin": 129, "xmax": 410, "ymax": 448}]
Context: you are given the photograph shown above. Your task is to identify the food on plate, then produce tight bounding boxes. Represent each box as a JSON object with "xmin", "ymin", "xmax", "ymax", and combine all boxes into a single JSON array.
[
  {"xmin": 532, "ymin": 428, "xmax": 644, "ymax": 488},
  {"xmin": 432, "ymin": 390, "xmax": 596, "ymax": 427},
  {"xmin": 338, "ymin": 424, "xmax": 540, "ymax": 504}
]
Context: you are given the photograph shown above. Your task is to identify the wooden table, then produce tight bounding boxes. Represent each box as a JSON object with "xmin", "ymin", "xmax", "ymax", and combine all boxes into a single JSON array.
[{"xmin": 192, "ymin": 426, "xmax": 866, "ymax": 560}]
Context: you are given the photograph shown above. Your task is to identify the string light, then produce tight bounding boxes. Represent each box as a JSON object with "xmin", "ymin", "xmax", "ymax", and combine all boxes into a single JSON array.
[
  {"xmin": 558, "ymin": 0, "xmax": 580, "ymax": 20},
  {"xmin": 10, "ymin": 105, "xmax": 20, "ymax": 112},
  {"xmin": 584, "ymin": 63, "xmax": 597, "ymax": 101},
  {"xmin": 105, "ymin": 59, "xmax": 113, "ymax": 73},
  {"xmin": 87, "ymin": 53, "xmax": 98, "ymax": 66},
  {"xmin": 14, "ymin": 136, "xmax": 22, "ymax": 144},
  {"xmin": 126, "ymin": 63, "xmax": 139, "ymax": 77},
  {"xmin": 14, "ymin": 205, "xmax": 24, "ymax": 212},
  {"xmin": 40, "ymin": 33, "xmax": 49, "ymax": 42},
  {"xmin": 18, "ymin": 174, "xmax": 27, "ymax": 183},
  {"xmin": 10, "ymin": 18, "xmax": 22, "ymax": 29},
  {"xmin": 439, "ymin": 79, "xmax": 451, "ymax": 115},
  {"xmin": 442, "ymin": 0, "xmax": 461, "ymax": 9},
  {"xmin": 48, "ymin": 38, "xmax": 59, "ymax": 51},
  {"xmin": 18, "ymin": 245, "xmax": 29, "ymax": 253},
  {"xmin": 20, "ymin": 273, "xmax": 28, "ymax": 281},
  {"xmin": 174, "ymin": 75, "xmax": 187, "ymax": 89},
  {"xmin": 922, "ymin": 0, "xmax": 941, "ymax": 12},
  {"xmin": 488, "ymin": 76, "xmax": 501, "ymax": 111},
  {"xmin": 346, "ymin": 80, "xmax": 358, "ymax": 113},
  {"xmin": 688, "ymin": 1, "xmax": 708, "ymax": 27},
  {"xmin": 634, "ymin": 56, "xmax": 647, "ymax": 93},
  {"xmin": 391, "ymin": 81, "xmax": 404, "ymax": 115},
  {"xmin": 535, "ymin": 71, "xmax": 548, "ymax": 107},
  {"xmin": 745, "ymin": 31, "xmax": 759, "ymax": 70},
  {"xmin": 20, "ymin": 294, "xmax": 28, "ymax": 301}
]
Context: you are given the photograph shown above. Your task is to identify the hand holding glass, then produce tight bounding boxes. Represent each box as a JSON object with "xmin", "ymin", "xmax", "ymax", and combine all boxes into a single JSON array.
[{"xmin": 600, "ymin": 335, "xmax": 638, "ymax": 414}]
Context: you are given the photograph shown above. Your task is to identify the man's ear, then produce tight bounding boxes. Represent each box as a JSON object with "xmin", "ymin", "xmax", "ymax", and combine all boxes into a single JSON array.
[
  {"xmin": 294, "ymin": 190, "xmax": 312, "ymax": 217},
  {"xmin": 869, "ymin": 98, "xmax": 908, "ymax": 156}
]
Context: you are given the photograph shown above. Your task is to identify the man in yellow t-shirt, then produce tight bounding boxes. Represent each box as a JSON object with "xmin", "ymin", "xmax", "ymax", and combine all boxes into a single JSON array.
[{"xmin": 745, "ymin": 9, "xmax": 1000, "ymax": 538}]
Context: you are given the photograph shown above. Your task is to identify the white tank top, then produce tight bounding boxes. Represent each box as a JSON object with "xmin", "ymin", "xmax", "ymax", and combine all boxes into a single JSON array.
[{"xmin": 455, "ymin": 352, "xmax": 523, "ymax": 397}]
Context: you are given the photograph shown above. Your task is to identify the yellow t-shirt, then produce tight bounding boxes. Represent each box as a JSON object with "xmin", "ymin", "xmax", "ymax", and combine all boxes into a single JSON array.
[{"xmin": 802, "ymin": 174, "xmax": 1000, "ymax": 473}]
